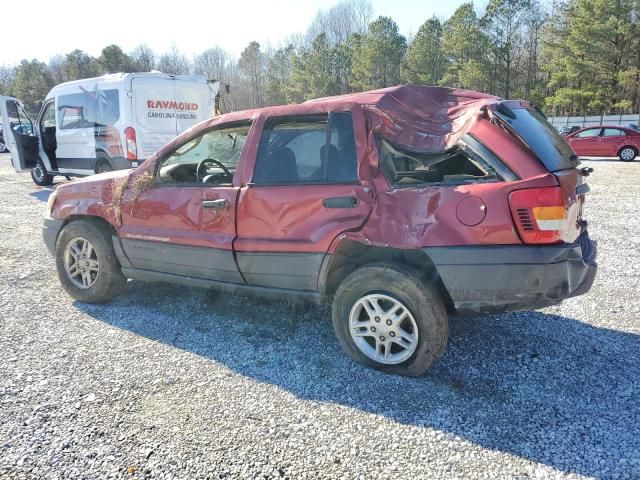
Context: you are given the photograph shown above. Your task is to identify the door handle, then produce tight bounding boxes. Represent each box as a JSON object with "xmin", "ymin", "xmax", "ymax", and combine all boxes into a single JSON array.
[
  {"xmin": 201, "ymin": 199, "xmax": 228, "ymax": 210},
  {"xmin": 323, "ymin": 196, "xmax": 357, "ymax": 208}
]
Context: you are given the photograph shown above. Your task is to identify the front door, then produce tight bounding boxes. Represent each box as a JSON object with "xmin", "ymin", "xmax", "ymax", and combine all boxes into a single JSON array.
[
  {"xmin": 0, "ymin": 96, "xmax": 39, "ymax": 172},
  {"xmin": 568, "ymin": 127, "xmax": 603, "ymax": 156},
  {"xmin": 119, "ymin": 121, "xmax": 253, "ymax": 282},
  {"xmin": 234, "ymin": 111, "xmax": 373, "ymax": 292}
]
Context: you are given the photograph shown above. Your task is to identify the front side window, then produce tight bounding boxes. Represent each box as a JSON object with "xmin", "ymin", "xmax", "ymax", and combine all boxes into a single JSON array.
[
  {"xmin": 40, "ymin": 102, "xmax": 56, "ymax": 130},
  {"xmin": 253, "ymin": 112, "xmax": 357, "ymax": 185},
  {"xmin": 576, "ymin": 128, "xmax": 601, "ymax": 138},
  {"xmin": 602, "ymin": 128, "xmax": 624, "ymax": 137},
  {"xmin": 156, "ymin": 122, "xmax": 251, "ymax": 185}
]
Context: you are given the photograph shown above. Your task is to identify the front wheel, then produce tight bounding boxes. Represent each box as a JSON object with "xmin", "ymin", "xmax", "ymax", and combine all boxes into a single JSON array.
[
  {"xmin": 332, "ymin": 263, "xmax": 449, "ymax": 377},
  {"xmin": 31, "ymin": 158, "xmax": 54, "ymax": 186},
  {"xmin": 0, "ymin": 140, "xmax": 7, "ymax": 153},
  {"xmin": 618, "ymin": 146, "xmax": 637, "ymax": 162},
  {"xmin": 55, "ymin": 219, "xmax": 127, "ymax": 303}
]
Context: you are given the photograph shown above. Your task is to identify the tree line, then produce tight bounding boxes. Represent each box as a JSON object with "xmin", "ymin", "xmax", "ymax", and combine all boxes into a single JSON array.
[{"xmin": 1, "ymin": 0, "xmax": 639, "ymax": 117}]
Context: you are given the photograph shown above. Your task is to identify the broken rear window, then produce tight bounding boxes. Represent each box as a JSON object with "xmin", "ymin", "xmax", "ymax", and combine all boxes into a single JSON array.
[
  {"xmin": 494, "ymin": 105, "xmax": 580, "ymax": 172},
  {"xmin": 377, "ymin": 135, "xmax": 510, "ymax": 188}
]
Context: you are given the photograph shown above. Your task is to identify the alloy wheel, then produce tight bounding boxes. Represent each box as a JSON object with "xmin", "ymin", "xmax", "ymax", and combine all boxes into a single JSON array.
[
  {"xmin": 349, "ymin": 293, "xmax": 419, "ymax": 365},
  {"xmin": 32, "ymin": 165, "xmax": 44, "ymax": 182},
  {"xmin": 620, "ymin": 148, "xmax": 635, "ymax": 161},
  {"xmin": 63, "ymin": 237, "xmax": 100, "ymax": 289}
]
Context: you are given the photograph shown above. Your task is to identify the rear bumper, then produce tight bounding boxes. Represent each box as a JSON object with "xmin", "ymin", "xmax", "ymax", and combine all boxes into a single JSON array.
[
  {"xmin": 43, "ymin": 217, "xmax": 64, "ymax": 256},
  {"xmin": 425, "ymin": 231, "xmax": 597, "ymax": 315}
]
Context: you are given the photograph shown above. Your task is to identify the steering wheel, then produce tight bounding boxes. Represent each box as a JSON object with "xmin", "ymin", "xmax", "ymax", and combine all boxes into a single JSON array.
[{"xmin": 196, "ymin": 158, "xmax": 232, "ymax": 182}]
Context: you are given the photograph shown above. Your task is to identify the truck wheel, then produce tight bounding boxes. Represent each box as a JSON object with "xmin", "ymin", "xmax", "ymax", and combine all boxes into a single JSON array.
[
  {"xmin": 618, "ymin": 146, "xmax": 637, "ymax": 162},
  {"xmin": 31, "ymin": 158, "xmax": 54, "ymax": 186},
  {"xmin": 55, "ymin": 219, "xmax": 127, "ymax": 303},
  {"xmin": 95, "ymin": 153, "xmax": 113, "ymax": 174},
  {"xmin": 332, "ymin": 263, "xmax": 448, "ymax": 377}
]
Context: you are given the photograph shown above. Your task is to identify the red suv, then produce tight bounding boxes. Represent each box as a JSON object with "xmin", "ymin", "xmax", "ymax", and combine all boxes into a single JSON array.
[
  {"xmin": 41, "ymin": 86, "xmax": 597, "ymax": 376},
  {"xmin": 566, "ymin": 125, "xmax": 640, "ymax": 161}
]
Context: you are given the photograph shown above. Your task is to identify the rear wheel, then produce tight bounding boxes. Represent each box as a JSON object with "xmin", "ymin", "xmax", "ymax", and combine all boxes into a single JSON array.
[
  {"xmin": 95, "ymin": 153, "xmax": 113, "ymax": 174},
  {"xmin": 618, "ymin": 146, "xmax": 637, "ymax": 162},
  {"xmin": 31, "ymin": 158, "xmax": 54, "ymax": 186},
  {"xmin": 0, "ymin": 140, "xmax": 7, "ymax": 153},
  {"xmin": 55, "ymin": 219, "xmax": 127, "ymax": 303},
  {"xmin": 332, "ymin": 263, "xmax": 449, "ymax": 377}
]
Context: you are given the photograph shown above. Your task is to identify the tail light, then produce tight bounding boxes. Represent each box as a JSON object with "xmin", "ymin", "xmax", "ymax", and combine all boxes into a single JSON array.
[
  {"xmin": 124, "ymin": 127, "xmax": 137, "ymax": 161},
  {"xmin": 508, "ymin": 187, "xmax": 568, "ymax": 244}
]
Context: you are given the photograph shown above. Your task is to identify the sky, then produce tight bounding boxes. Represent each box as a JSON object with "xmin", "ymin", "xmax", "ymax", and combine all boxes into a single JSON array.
[{"xmin": 2, "ymin": 0, "xmax": 469, "ymax": 65}]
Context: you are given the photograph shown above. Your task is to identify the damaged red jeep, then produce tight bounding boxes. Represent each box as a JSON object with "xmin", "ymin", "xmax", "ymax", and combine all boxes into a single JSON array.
[{"xmin": 41, "ymin": 86, "xmax": 597, "ymax": 376}]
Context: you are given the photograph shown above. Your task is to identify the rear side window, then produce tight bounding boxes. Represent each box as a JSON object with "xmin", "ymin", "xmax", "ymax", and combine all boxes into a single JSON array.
[
  {"xmin": 495, "ymin": 105, "xmax": 580, "ymax": 172},
  {"xmin": 602, "ymin": 128, "xmax": 624, "ymax": 137},
  {"xmin": 253, "ymin": 112, "xmax": 357, "ymax": 185},
  {"xmin": 58, "ymin": 89, "xmax": 120, "ymax": 130},
  {"xmin": 377, "ymin": 134, "xmax": 510, "ymax": 187}
]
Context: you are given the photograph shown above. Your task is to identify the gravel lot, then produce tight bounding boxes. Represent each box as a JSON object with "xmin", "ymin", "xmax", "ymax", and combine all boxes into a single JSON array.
[{"xmin": 0, "ymin": 153, "xmax": 638, "ymax": 480}]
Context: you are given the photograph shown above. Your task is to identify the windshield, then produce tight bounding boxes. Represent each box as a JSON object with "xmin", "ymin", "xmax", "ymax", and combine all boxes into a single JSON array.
[{"xmin": 495, "ymin": 105, "xmax": 579, "ymax": 172}]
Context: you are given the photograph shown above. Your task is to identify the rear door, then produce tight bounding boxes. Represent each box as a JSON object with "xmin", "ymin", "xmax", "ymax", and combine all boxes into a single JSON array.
[
  {"xmin": 0, "ymin": 96, "xmax": 39, "ymax": 171},
  {"xmin": 174, "ymin": 77, "xmax": 214, "ymax": 133},
  {"xmin": 234, "ymin": 111, "xmax": 372, "ymax": 292},
  {"xmin": 132, "ymin": 76, "xmax": 178, "ymax": 160},
  {"xmin": 132, "ymin": 76, "xmax": 212, "ymax": 160},
  {"xmin": 600, "ymin": 128, "xmax": 627, "ymax": 157},
  {"xmin": 119, "ymin": 121, "xmax": 252, "ymax": 282}
]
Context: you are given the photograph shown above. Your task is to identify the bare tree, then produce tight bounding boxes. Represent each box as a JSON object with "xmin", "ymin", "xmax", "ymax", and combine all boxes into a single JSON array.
[
  {"xmin": 237, "ymin": 41, "xmax": 266, "ymax": 108},
  {"xmin": 130, "ymin": 44, "xmax": 156, "ymax": 72},
  {"xmin": 47, "ymin": 55, "xmax": 66, "ymax": 84},
  {"xmin": 0, "ymin": 65, "xmax": 16, "ymax": 95},
  {"xmin": 157, "ymin": 43, "xmax": 191, "ymax": 75},
  {"xmin": 305, "ymin": 0, "xmax": 373, "ymax": 46},
  {"xmin": 194, "ymin": 47, "xmax": 232, "ymax": 81}
]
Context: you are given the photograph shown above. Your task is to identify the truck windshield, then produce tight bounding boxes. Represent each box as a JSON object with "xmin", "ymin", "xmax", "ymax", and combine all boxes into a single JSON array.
[{"xmin": 494, "ymin": 105, "xmax": 579, "ymax": 172}]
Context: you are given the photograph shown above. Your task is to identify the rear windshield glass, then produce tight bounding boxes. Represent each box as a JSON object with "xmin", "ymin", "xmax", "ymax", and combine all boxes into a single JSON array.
[{"xmin": 495, "ymin": 106, "xmax": 579, "ymax": 172}]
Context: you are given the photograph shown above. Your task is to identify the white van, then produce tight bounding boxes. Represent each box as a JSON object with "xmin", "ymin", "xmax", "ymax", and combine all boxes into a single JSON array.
[{"xmin": 0, "ymin": 72, "xmax": 219, "ymax": 185}]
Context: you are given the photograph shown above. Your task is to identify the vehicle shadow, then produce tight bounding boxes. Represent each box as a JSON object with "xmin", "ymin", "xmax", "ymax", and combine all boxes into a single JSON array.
[
  {"xmin": 77, "ymin": 282, "xmax": 640, "ymax": 478},
  {"xmin": 29, "ymin": 189, "xmax": 53, "ymax": 202}
]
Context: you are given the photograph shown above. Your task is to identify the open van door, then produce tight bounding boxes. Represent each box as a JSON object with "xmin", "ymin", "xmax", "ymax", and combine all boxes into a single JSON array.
[{"xmin": 0, "ymin": 96, "xmax": 39, "ymax": 172}]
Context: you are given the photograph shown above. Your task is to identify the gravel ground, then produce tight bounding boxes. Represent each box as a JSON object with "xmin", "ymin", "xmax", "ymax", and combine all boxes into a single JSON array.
[{"xmin": 0, "ymin": 154, "xmax": 638, "ymax": 480}]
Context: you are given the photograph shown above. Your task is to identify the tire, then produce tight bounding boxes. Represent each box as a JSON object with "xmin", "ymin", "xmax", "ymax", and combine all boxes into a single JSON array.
[
  {"xmin": 618, "ymin": 146, "xmax": 637, "ymax": 162},
  {"xmin": 0, "ymin": 140, "xmax": 7, "ymax": 153},
  {"xmin": 331, "ymin": 263, "xmax": 449, "ymax": 377},
  {"xmin": 95, "ymin": 153, "xmax": 114, "ymax": 174},
  {"xmin": 31, "ymin": 158, "xmax": 54, "ymax": 186},
  {"xmin": 55, "ymin": 219, "xmax": 127, "ymax": 303}
]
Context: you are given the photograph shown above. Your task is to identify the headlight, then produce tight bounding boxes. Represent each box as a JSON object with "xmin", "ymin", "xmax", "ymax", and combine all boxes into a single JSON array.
[{"xmin": 46, "ymin": 189, "xmax": 57, "ymax": 217}]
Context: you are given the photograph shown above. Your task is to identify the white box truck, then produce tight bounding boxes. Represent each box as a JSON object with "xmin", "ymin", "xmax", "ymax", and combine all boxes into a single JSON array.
[{"xmin": 0, "ymin": 72, "xmax": 219, "ymax": 185}]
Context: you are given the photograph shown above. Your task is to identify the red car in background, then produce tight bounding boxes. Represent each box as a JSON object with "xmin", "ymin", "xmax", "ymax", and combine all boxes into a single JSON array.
[{"xmin": 566, "ymin": 125, "xmax": 640, "ymax": 161}]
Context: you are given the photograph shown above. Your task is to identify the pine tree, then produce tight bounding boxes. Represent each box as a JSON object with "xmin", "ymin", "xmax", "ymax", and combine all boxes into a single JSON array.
[
  {"xmin": 10, "ymin": 60, "xmax": 54, "ymax": 113},
  {"xmin": 401, "ymin": 16, "xmax": 446, "ymax": 85},
  {"xmin": 350, "ymin": 16, "xmax": 407, "ymax": 90}
]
